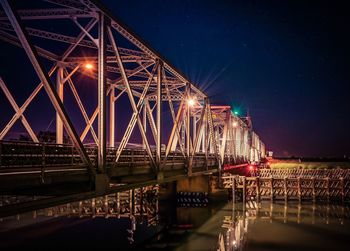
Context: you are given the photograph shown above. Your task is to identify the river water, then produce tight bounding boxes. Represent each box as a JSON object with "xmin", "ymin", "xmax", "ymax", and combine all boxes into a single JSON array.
[{"xmin": 0, "ymin": 186, "xmax": 350, "ymax": 250}]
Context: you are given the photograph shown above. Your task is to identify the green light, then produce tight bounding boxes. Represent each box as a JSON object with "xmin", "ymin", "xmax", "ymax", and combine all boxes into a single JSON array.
[{"xmin": 234, "ymin": 111, "xmax": 239, "ymax": 115}]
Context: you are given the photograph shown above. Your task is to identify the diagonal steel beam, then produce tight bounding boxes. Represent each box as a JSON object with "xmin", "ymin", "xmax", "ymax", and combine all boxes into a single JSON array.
[
  {"xmin": 0, "ymin": 66, "xmax": 57, "ymax": 141},
  {"xmin": 108, "ymin": 32, "xmax": 158, "ymax": 162},
  {"xmin": 107, "ymin": 26, "xmax": 156, "ymax": 169},
  {"xmin": 165, "ymin": 99, "xmax": 185, "ymax": 157},
  {"xmin": 144, "ymin": 99, "xmax": 158, "ymax": 144},
  {"xmin": 0, "ymin": 19, "xmax": 97, "ymax": 142},
  {"xmin": 63, "ymin": 68, "xmax": 98, "ymax": 144},
  {"xmin": 219, "ymin": 110, "xmax": 230, "ymax": 164},
  {"xmin": 206, "ymin": 100, "xmax": 221, "ymax": 167},
  {"xmin": 112, "ymin": 60, "xmax": 157, "ymax": 161},
  {"xmin": 189, "ymin": 102, "xmax": 206, "ymax": 169},
  {"xmin": 164, "ymin": 79, "xmax": 185, "ymax": 157},
  {"xmin": 0, "ymin": 0, "xmax": 95, "ymax": 176},
  {"xmin": 0, "ymin": 78, "xmax": 39, "ymax": 142}
]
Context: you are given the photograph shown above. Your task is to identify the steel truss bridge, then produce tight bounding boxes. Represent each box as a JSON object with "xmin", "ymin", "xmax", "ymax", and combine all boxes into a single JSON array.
[{"xmin": 0, "ymin": 0, "xmax": 266, "ymax": 214}]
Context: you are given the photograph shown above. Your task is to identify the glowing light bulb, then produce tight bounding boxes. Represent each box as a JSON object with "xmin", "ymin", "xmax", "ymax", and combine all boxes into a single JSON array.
[
  {"xmin": 84, "ymin": 63, "xmax": 93, "ymax": 70},
  {"xmin": 232, "ymin": 122, "xmax": 238, "ymax": 127},
  {"xmin": 187, "ymin": 98, "xmax": 195, "ymax": 107}
]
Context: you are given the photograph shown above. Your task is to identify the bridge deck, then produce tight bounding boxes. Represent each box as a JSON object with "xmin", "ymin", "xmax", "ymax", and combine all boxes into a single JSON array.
[{"xmin": 0, "ymin": 140, "xmax": 219, "ymax": 194}]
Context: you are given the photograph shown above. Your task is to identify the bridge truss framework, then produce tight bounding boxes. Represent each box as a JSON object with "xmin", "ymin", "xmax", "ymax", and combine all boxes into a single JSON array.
[{"xmin": 0, "ymin": 0, "xmax": 266, "ymax": 191}]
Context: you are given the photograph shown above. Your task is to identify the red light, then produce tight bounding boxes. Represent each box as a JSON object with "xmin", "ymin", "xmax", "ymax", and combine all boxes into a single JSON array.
[
  {"xmin": 248, "ymin": 165, "xmax": 254, "ymax": 170},
  {"xmin": 267, "ymin": 162, "xmax": 270, "ymax": 165}
]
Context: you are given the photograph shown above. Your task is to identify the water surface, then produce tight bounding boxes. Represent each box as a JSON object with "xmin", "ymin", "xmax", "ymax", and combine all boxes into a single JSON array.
[{"xmin": 1, "ymin": 188, "xmax": 350, "ymax": 250}]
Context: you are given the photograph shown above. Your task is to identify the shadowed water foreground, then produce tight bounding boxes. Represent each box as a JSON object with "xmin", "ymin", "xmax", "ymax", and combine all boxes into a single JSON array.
[
  {"xmin": 219, "ymin": 201, "xmax": 350, "ymax": 251},
  {"xmin": 1, "ymin": 187, "xmax": 350, "ymax": 250}
]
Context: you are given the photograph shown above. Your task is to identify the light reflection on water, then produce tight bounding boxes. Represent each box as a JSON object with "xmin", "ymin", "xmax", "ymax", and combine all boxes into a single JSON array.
[
  {"xmin": 219, "ymin": 201, "xmax": 350, "ymax": 251},
  {"xmin": 0, "ymin": 185, "xmax": 160, "ymax": 249},
  {"xmin": 2, "ymin": 190, "xmax": 350, "ymax": 251}
]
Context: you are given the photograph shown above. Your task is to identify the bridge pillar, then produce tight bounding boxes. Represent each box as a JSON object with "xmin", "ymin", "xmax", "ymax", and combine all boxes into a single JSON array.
[
  {"xmin": 95, "ymin": 173, "xmax": 109, "ymax": 195},
  {"xmin": 157, "ymin": 171, "xmax": 164, "ymax": 182},
  {"xmin": 97, "ymin": 12, "xmax": 107, "ymax": 172},
  {"xmin": 176, "ymin": 175, "xmax": 221, "ymax": 195}
]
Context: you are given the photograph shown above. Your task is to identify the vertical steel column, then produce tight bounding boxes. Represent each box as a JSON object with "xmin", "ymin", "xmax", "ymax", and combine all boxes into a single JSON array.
[
  {"xmin": 203, "ymin": 99, "xmax": 207, "ymax": 154},
  {"xmin": 156, "ymin": 60, "xmax": 162, "ymax": 168},
  {"xmin": 202, "ymin": 119, "xmax": 206, "ymax": 152},
  {"xmin": 98, "ymin": 12, "xmax": 107, "ymax": 172},
  {"xmin": 186, "ymin": 83, "xmax": 191, "ymax": 158},
  {"xmin": 56, "ymin": 67, "xmax": 64, "ymax": 144},
  {"xmin": 142, "ymin": 102, "xmax": 147, "ymax": 149},
  {"xmin": 193, "ymin": 116, "xmax": 197, "ymax": 145},
  {"xmin": 181, "ymin": 122, "xmax": 185, "ymax": 150},
  {"xmin": 186, "ymin": 83, "xmax": 191, "ymax": 175},
  {"xmin": 109, "ymin": 87, "xmax": 115, "ymax": 148},
  {"xmin": 204, "ymin": 98, "xmax": 209, "ymax": 167}
]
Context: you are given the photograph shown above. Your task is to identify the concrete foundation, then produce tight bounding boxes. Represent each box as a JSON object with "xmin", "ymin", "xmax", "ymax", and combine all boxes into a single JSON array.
[
  {"xmin": 176, "ymin": 175, "xmax": 225, "ymax": 195},
  {"xmin": 95, "ymin": 174, "xmax": 110, "ymax": 195},
  {"xmin": 176, "ymin": 175, "xmax": 210, "ymax": 193}
]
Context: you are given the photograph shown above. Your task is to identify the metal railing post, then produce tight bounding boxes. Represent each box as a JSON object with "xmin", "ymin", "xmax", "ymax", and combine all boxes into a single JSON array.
[
  {"xmin": 340, "ymin": 177, "xmax": 344, "ymax": 204},
  {"xmin": 297, "ymin": 177, "xmax": 301, "ymax": 202},
  {"xmin": 284, "ymin": 177, "xmax": 288, "ymax": 201},
  {"xmin": 256, "ymin": 177, "xmax": 260, "ymax": 202}
]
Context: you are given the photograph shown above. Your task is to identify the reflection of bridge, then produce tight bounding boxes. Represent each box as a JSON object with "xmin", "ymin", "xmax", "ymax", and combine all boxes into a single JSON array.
[
  {"xmin": 1, "ymin": 185, "xmax": 159, "ymax": 219},
  {"xmin": 0, "ymin": 185, "xmax": 159, "ymax": 245},
  {"xmin": 218, "ymin": 201, "xmax": 350, "ymax": 251},
  {"xmin": 0, "ymin": 0, "xmax": 266, "ymax": 213}
]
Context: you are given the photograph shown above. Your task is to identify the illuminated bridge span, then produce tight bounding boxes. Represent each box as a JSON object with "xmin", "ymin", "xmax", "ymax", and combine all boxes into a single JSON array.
[{"xmin": 0, "ymin": 0, "xmax": 266, "ymax": 214}]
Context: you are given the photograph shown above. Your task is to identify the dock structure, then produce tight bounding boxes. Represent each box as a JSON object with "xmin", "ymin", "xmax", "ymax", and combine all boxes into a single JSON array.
[{"xmin": 222, "ymin": 169, "xmax": 350, "ymax": 202}]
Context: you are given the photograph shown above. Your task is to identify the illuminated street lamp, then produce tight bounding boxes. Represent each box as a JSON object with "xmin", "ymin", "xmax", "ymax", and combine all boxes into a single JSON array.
[
  {"xmin": 187, "ymin": 98, "xmax": 195, "ymax": 107},
  {"xmin": 84, "ymin": 62, "xmax": 93, "ymax": 70}
]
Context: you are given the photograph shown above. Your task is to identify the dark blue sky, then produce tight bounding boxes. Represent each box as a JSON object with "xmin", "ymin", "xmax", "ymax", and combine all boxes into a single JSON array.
[{"xmin": 102, "ymin": 0, "xmax": 350, "ymax": 157}]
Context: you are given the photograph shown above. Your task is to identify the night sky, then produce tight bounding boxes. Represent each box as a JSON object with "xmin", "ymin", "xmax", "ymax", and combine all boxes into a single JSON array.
[
  {"xmin": 0, "ymin": 0, "xmax": 349, "ymax": 157},
  {"xmin": 102, "ymin": 0, "xmax": 350, "ymax": 157}
]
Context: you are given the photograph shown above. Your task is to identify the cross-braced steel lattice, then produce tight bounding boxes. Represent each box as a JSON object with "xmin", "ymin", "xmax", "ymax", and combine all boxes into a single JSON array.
[{"xmin": 0, "ymin": 0, "xmax": 266, "ymax": 188}]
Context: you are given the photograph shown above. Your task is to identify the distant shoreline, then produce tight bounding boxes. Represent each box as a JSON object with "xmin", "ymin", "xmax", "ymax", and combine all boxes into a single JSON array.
[{"xmin": 273, "ymin": 157, "xmax": 350, "ymax": 162}]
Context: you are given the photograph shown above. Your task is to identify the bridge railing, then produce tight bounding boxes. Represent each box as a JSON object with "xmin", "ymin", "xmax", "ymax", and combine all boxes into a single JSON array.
[
  {"xmin": 0, "ymin": 140, "xmax": 83, "ymax": 168},
  {"xmin": 258, "ymin": 168, "xmax": 350, "ymax": 179},
  {"xmin": 0, "ymin": 140, "xmax": 217, "ymax": 171}
]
